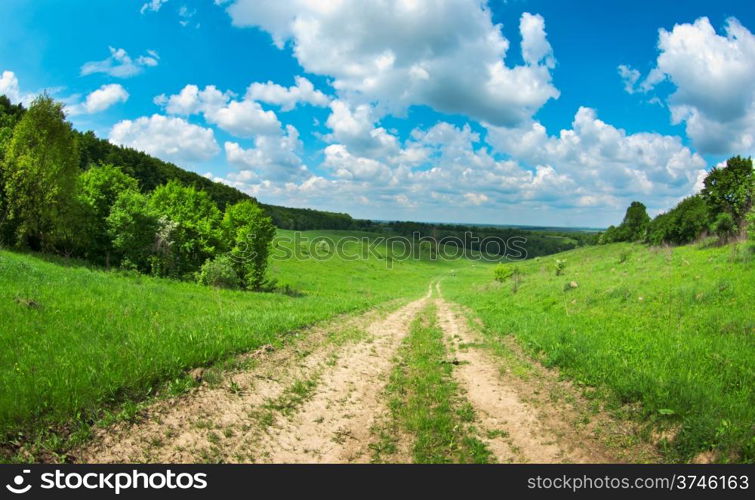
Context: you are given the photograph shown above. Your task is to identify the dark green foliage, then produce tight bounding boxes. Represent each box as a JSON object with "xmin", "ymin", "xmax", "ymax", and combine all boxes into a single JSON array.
[
  {"xmin": 148, "ymin": 181, "xmax": 223, "ymax": 278},
  {"xmin": 712, "ymin": 212, "xmax": 737, "ymax": 243},
  {"xmin": 222, "ymin": 200, "xmax": 276, "ymax": 290},
  {"xmin": 77, "ymin": 164, "xmax": 139, "ymax": 264},
  {"xmin": 1, "ymin": 95, "xmax": 80, "ymax": 252},
  {"xmin": 620, "ymin": 201, "xmax": 651, "ymax": 241},
  {"xmin": 599, "ymin": 202, "xmax": 650, "ymax": 244},
  {"xmin": 646, "ymin": 195, "xmax": 710, "ymax": 246},
  {"xmin": 106, "ymin": 189, "xmax": 160, "ymax": 272},
  {"xmin": 701, "ymin": 156, "xmax": 754, "ymax": 227}
]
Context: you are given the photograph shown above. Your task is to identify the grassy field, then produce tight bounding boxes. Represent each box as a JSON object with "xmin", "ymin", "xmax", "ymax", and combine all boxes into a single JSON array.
[
  {"xmin": 0, "ymin": 230, "xmax": 468, "ymax": 456},
  {"xmin": 442, "ymin": 241, "xmax": 754, "ymax": 462}
]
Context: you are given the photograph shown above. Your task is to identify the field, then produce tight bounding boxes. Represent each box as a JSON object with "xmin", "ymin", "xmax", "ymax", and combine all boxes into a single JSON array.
[
  {"xmin": 442, "ymin": 241, "xmax": 754, "ymax": 462},
  {"xmin": 1, "ymin": 230, "xmax": 753, "ymax": 463},
  {"xmin": 0, "ymin": 230, "xmax": 470, "ymax": 458}
]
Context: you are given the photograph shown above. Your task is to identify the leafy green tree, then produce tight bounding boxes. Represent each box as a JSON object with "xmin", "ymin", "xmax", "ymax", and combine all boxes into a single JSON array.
[
  {"xmin": 619, "ymin": 201, "xmax": 650, "ymax": 241},
  {"xmin": 2, "ymin": 95, "xmax": 79, "ymax": 251},
  {"xmin": 747, "ymin": 207, "xmax": 755, "ymax": 242},
  {"xmin": 222, "ymin": 200, "xmax": 276, "ymax": 290},
  {"xmin": 0, "ymin": 95, "xmax": 26, "ymax": 244},
  {"xmin": 149, "ymin": 181, "xmax": 223, "ymax": 278},
  {"xmin": 106, "ymin": 189, "xmax": 159, "ymax": 272},
  {"xmin": 77, "ymin": 164, "xmax": 139, "ymax": 265},
  {"xmin": 701, "ymin": 156, "xmax": 754, "ymax": 228}
]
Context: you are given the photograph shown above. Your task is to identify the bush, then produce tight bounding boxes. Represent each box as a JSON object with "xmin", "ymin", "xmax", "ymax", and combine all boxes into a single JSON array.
[
  {"xmin": 712, "ymin": 212, "xmax": 737, "ymax": 244},
  {"xmin": 223, "ymin": 200, "xmax": 275, "ymax": 290},
  {"xmin": 493, "ymin": 263, "xmax": 513, "ymax": 282},
  {"xmin": 555, "ymin": 258, "xmax": 566, "ymax": 276},
  {"xmin": 196, "ymin": 255, "xmax": 241, "ymax": 289},
  {"xmin": 747, "ymin": 207, "xmax": 755, "ymax": 242}
]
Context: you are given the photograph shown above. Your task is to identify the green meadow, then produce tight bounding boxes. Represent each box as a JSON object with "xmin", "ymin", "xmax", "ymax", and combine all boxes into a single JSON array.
[
  {"xmin": 442, "ymin": 241, "xmax": 754, "ymax": 462},
  {"xmin": 0, "ymin": 230, "xmax": 467, "ymax": 451}
]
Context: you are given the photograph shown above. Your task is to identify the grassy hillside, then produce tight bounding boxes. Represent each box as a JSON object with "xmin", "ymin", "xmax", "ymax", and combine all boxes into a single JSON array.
[
  {"xmin": 442, "ymin": 242, "xmax": 754, "ymax": 462},
  {"xmin": 0, "ymin": 230, "xmax": 469, "ymax": 455}
]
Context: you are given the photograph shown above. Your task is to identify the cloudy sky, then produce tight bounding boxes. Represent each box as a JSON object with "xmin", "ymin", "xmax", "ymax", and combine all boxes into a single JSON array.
[{"xmin": 1, "ymin": 0, "xmax": 754, "ymax": 227}]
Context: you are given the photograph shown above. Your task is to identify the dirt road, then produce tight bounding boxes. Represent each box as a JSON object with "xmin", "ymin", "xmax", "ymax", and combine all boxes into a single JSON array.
[{"xmin": 77, "ymin": 282, "xmax": 655, "ymax": 463}]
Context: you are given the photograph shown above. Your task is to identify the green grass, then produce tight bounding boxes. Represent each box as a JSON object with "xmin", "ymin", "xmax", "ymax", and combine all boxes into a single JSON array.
[
  {"xmin": 0, "ymin": 230, "xmax": 468, "ymax": 459},
  {"xmin": 442, "ymin": 242, "xmax": 755, "ymax": 463},
  {"xmin": 379, "ymin": 303, "xmax": 492, "ymax": 464}
]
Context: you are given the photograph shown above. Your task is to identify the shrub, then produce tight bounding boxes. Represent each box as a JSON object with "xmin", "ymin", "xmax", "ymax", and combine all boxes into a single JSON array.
[
  {"xmin": 493, "ymin": 263, "xmax": 513, "ymax": 282},
  {"xmin": 149, "ymin": 181, "xmax": 224, "ymax": 278},
  {"xmin": 712, "ymin": 212, "xmax": 737, "ymax": 244},
  {"xmin": 555, "ymin": 258, "xmax": 566, "ymax": 276},
  {"xmin": 196, "ymin": 255, "xmax": 241, "ymax": 289},
  {"xmin": 747, "ymin": 207, "xmax": 755, "ymax": 242},
  {"xmin": 222, "ymin": 200, "xmax": 276, "ymax": 290}
]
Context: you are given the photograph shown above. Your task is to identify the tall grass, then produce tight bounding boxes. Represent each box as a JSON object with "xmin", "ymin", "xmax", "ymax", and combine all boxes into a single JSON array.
[{"xmin": 442, "ymin": 242, "xmax": 754, "ymax": 462}]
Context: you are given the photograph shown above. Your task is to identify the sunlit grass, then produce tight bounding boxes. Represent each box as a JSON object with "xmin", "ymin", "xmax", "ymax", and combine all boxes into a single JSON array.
[
  {"xmin": 0, "ymin": 230, "xmax": 470, "ymax": 454},
  {"xmin": 442, "ymin": 242, "xmax": 755, "ymax": 463}
]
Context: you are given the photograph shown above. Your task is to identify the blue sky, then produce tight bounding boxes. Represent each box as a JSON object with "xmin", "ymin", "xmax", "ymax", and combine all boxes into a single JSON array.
[{"xmin": 1, "ymin": 0, "xmax": 754, "ymax": 227}]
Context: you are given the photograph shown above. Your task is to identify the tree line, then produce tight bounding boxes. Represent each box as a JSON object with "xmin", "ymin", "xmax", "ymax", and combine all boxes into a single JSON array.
[
  {"xmin": 600, "ymin": 156, "xmax": 754, "ymax": 246},
  {"xmin": 0, "ymin": 95, "xmax": 278, "ymax": 289}
]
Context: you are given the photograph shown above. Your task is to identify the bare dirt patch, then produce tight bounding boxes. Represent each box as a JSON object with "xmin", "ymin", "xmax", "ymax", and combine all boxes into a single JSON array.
[
  {"xmin": 76, "ymin": 291, "xmax": 430, "ymax": 463},
  {"xmin": 435, "ymin": 296, "xmax": 658, "ymax": 464}
]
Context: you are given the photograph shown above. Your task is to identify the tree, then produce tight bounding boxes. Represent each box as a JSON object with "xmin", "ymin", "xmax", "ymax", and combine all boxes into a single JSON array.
[
  {"xmin": 106, "ymin": 189, "xmax": 159, "ymax": 272},
  {"xmin": 77, "ymin": 164, "xmax": 139, "ymax": 265},
  {"xmin": 701, "ymin": 156, "xmax": 754, "ymax": 228},
  {"xmin": 222, "ymin": 200, "xmax": 276, "ymax": 290},
  {"xmin": 0, "ymin": 95, "xmax": 26, "ymax": 244},
  {"xmin": 619, "ymin": 201, "xmax": 651, "ymax": 241},
  {"xmin": 2, "ymin": 95, "xmax": 79, "ymax": 251},
  {"xmin": 148, "ymin": 181, "xmax": 223, "ymax": 278}
]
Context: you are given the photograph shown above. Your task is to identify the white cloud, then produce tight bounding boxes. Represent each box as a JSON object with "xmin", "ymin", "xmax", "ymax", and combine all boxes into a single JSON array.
[
  {"xmin": 67, "ymin": 83, "xmax": 129, "ymax": 115},
  {"xmin": 156, "ymin": 84, "xmax": 281, "ymax": 137},
  {"xmin": 81, "ymin": 47, "xmax": 159, "ymax": 78},
  {"xmin": 140, "ymin": 0, "xmax": 168, "ymax": 14},
  {"xmin": 626, "ymin": 17, "xmax": 755, "ymax": 154},
  {"xmin": 224, "ymin": 125, "xmax": 308, "ymax": 181},
  {"xmin": 246, "ymin": 76, "xmax": 330, "ymax": 111},
  {"xmin": 325, "ymin": 100, "xmax": 399, "ymax": 158},
  {"xmin": 223, "ymin": 1, "xmax": 558, "ymax": 126},
  {"xmin": 0, "ymin": 70, "xmax": 22, "ymax": 104},
  {"xmin": 109, "ymin": 114, "xmax": 219, "ymax": 163},
  {"xmin": 485, "ymin": 106, "xmax": 707, "ymax": 209},
  {"xmin": 520, "ymin": 13, "xmax": 555, "ymax": 68},
  {"xmin": 617, "ymin": 64, "xmax": 641, "ymax": 94}
]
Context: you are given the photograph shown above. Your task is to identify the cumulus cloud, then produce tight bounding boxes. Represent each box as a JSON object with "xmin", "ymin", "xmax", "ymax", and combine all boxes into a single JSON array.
[
  {"xmin": 224, "ymin": 125, "xmax": 308, "ymax": 182},
  {"xmin": 623, "ymin": 17, "xmax": 755, "ymax": 154},
  {"xmin": 109, "ymin": 114, "xmax": 219, "ymax": 163},
  {"xmin": 66, "ymin": 83, "xmax": 129, "ymax": 115},
  {"xmin": 485, "ymin": 106, "xmax": 707, "ymax": 208},
  {"xmin": 223, "ymin": 1, "xmax": 559, "ymax": 126},
  {"xmin": 156, "ymin": 84, "xmax": 281, "ymax": 137},
  {"xmin": 246, "ymin": 76, "xmax": 330, "ymax": 111},
  {"xmin": 81, "ymin": 47, "xmax": 159, "ymax": 78},
  {"xmin": 0, "ymin": 70, "xmax": 23, "ymax": 104},
  {"xmin": 324, "ymin": 100, "xmax": 399, "ymax": 158}
]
